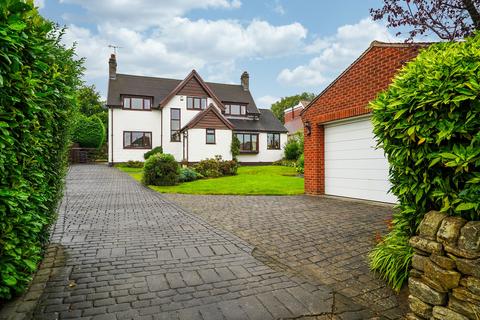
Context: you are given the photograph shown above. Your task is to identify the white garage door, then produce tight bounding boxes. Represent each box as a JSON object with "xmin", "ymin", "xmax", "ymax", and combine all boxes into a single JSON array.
[{"xmin": 324, "ymin": 116, "xmax": 396, "ymax": 203}]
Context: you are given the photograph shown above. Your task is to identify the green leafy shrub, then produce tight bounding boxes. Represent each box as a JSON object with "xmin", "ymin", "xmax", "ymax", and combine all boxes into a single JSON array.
[
  {"xmin": 126, "ymin": 160, "xmax": 143, "ymax": 168},
  {"xmin": 142, "ymin": 153, "xmax": 179, "ymax": 186},
  {"xmin": 219, "ymin": 160, "xmax": 238, "ymax": 176},
  {"xmin": 72, "ymin": 114, "xmax": 105, "ymax": 148},
  {"xmin": 369, "ymin": 35, "xmax": 480, "ymax": 291},
  {"xmin": 231, "ymin": 135, "xmax": 240, "ymax": 160},
  {"xmin": 179, "ymin": 167, "xmax": 203, "ymax": 182},
  {"xmin": 284, "ymin": 138, "xmax": 301, "ymax": 160},
  {"xmin": 144, "ymin": 146, "xmax": 163, "ymax": 160},
  {"xmin": 0, "ymin": 1, "xmax": 83, "ymax": 299},
  {"xmin": 194, "ymin": 157, "xmax": 222, "ymax": 178},
  {"xmin": 296, "ymin": 154, "xmax": 304, "ymax": 174},
  {"xmin": 272, "ymin": 159, "xmax": 296, "ymax": 167}
]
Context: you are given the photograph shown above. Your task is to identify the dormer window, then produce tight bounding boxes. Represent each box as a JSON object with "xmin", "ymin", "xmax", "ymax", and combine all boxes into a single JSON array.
[
  {"xmin": 225, "ymin": 103, "xmax": 247, "ymax": 116},
  {"xmin": 122, "ymin": 96, "xmax": 152, "ymax": 110},
  {"xmin": 187, "ymin": 97, "xmax": 207, "ymax": 110}
]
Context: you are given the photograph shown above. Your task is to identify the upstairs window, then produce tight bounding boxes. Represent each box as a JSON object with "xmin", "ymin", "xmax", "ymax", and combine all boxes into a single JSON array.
[
  {"xmin": 170, "ymin": 108, "xmax": 181, "ymax": 142},
  {"xmin": 122, "ymin": 96, "xmax": 152, "ymax": 110},
  {"xmin": 206, "ymin": 129, "xmax": 216, "ymax": 144},
  {"xmin": 123, "ymin": 131, "xmax": 152, "ymax": 149},
  {"xmin": 267, "ymin": 133, "xmax": 280, "ymax": 150},
  {"xmin": 187, "ymin": 97, "xmax": 207, "ymax": 110},
  {"xmin": 225, "ymin": 104, "xmax": 247, "ymax": 116}
]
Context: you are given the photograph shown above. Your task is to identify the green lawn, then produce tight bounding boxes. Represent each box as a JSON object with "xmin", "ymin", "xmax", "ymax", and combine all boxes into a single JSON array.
[{"xmin": 116, "ymin": 165, "xmax": 304, "ymax": 195}]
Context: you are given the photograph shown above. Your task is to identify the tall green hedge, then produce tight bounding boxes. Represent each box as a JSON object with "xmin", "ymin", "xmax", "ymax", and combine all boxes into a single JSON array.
[
  {"xmin": 369, "ymin": 35, "xmax": 480, "ymax": 291},
  {"xmin": 0, "ymin": 0, "xmax": 83, "ymax": 299},
  {"xmin": 72, "ymin": 114, "xmax": 105, "ymax": 148}
]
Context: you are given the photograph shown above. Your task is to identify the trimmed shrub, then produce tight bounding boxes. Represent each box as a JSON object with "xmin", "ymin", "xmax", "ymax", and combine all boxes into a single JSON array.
[
  {"xmin": 231, "ymin": 135, "xmax": 240, "ymax": 160},
  {"xmin": 179, "ymin": 167, "xmax": 203, "ymax": 182},
  {"xmin": 219, "ymin": 160, "xmax": 238, "ymax": 176},
  {"xmin": 284, "ymin": 138, "xmax": 301, "ymax": 160},
  {"xmin": 126, "ymin": 160, "xmax": 143, "ymax": 168},
  {"xmin": 296, "ymin": 154, "xmax": 304, "ymax": 174},
  {"xmin": 72, "ymin": 114, "xmax": 105, "ymax": 148},
  {"xmin": 369, "ymin": 35, "xmax": 480, "ymax": 291},
  {"xmin": 0, "ymin": 1, "xmax": 83, "ymax": 299},
  {"xmin": 144, "ymin": 146, "xmax": 163, "ymax": 160},
  {"xmin": 194, "ymin": 157, "xmax": 222, "ymax": 178},
  {"xmin": 142, "ymin": 153, "xmax": 179, "ymax": 186}
]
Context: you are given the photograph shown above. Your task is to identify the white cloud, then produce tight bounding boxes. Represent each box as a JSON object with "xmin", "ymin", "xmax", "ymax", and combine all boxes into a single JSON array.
[
  {"xmin": 257, "ymin": 95, "xmax": 280, "ymax": 107},
  {"xmin": 277, "ymin": 18, "xmax": 397, "ymax": 87},
  {"xmin": 34, "ymin": 0, "xmax": 45, "ymax": 9}
]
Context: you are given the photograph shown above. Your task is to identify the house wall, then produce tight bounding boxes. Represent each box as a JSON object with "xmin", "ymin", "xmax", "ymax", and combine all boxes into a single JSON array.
[
  {"xmin": 302, "ymin": 44, "xmax": 422, "ymax": 195},
  {"xmin": 237, "ymin": 132, "xmax": 287, "ymax": 163},
  {"xmin": 108, "ymin": 107, "xmax": 162, "ymax": 163},
  {"xmin": 187, "ymin": 128, "xmax": 232, "ymax": 162}
]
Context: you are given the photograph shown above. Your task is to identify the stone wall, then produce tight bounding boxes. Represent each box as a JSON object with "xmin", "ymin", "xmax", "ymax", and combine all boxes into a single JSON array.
[{"xmin": 407, "ymin": 211, "xmax": 480, "ymax": 320}]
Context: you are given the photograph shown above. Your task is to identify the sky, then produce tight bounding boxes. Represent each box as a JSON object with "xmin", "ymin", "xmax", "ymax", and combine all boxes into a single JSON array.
[{"xmin": 35, "ymin": 0, "xmax": 423, "ymax": 108}]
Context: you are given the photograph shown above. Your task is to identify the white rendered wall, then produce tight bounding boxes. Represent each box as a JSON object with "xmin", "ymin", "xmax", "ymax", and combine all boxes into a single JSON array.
[
  {"xmin": 237, "ymin": 133, "xmax": 287, "ymax": 163},
  {"xmin": 109, "ymin": 108, "xmax": 162, "ymax": 163},
  {"xmin": 187, "ymin": 128, "xmax": 232, "ymax": 162}
]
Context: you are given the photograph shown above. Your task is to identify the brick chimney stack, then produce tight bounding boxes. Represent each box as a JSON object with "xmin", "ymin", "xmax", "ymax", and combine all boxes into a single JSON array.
[
  {"xmin": 241, "ymin": 71, "xmax": 249, "ymax": 91},
  {"xmin": 109, "ymin": 54, "xmax": 117, "ymax": 80}
]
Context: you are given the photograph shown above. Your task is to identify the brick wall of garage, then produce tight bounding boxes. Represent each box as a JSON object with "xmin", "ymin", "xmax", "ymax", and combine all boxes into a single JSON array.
[{"xmin": 301, "ymin": 42, "xmax": 425, "ymax": 195}]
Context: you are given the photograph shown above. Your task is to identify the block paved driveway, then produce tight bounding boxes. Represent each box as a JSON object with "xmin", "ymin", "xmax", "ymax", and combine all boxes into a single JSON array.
[
  {"xmin": 162, "ymin": 193, "xmax": 408, "ymax": 319},
  {"xmin": 0, "ymin": 165, "xmax": 377, "ymax": 320}
]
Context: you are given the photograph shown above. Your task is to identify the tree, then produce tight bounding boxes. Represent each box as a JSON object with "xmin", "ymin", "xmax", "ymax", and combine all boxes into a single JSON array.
[
  {"xmin": 270, "ymin": 92, "xmax": 315, "ymax": 123},
  {"xmin": 371, "ymin": 0, "xmax": 480, "ymax": 41},
  {"xmin": 75, "ymin": 84, "xmax": 107, "ymax": 127}
]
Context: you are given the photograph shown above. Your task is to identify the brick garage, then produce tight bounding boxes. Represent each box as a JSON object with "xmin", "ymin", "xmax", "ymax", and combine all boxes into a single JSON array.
[{"xmin": 301, "ymin": 41, "xmax": 426, "ymax": 201}]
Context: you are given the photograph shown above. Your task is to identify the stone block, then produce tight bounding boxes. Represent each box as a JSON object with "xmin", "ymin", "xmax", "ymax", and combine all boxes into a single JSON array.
[
  {"xmin": 452, "ymin": 287, "xmax": 480, "ymax": 304},
  {"xmin": 424, "ymin": 259, "xmax": 460, "ymax": 291},
  {"xmin": 430, "ymin": 254, "xmax": 455, "ymax": 270},
  {"xmin": 466, "ymin": 276, "xmax": 480, "ymax": 295},
  {"xmin": 409, "ymin": 236, "xmax": 443, "ymax": 255},
  {"xmin": 432, "ymin": 306, "xmax": 469, "ymax": 320},
  {"xmin": 458, "ymin": 221, "xmax": 480, "ymax": 252},
  {"xmin": 456, "ymin": 257, "xmax": 480, "ymax": 278},
  {"xmin": 445, "ymin": 244, "xmax": 480, "ymax": 259},
  {"xmin": 420, "ymin": 275, "xmax": 447, "ymax": 293},
  {"xmin": 410, "ymin": 269, "xmax": 423, "ymax": 278},
  {"xmin": 408, "ymin": 295, "xmax": 432, "ymax": 319},
  {"xmin": 437, "ymin": 216, "xmax": 467, "ymax": 245},
  {"xmin": 412, "ymin": 254, "xmax": 429, "ymax": 271},
  {"xmin": 448, "ymin": 296, "xmax": 480, "ymax": 320},
  {"xmin": 405, "ymin": 312, "xmax": 425, "ymax": 320},
  {"xmin": 408, "ymin": 277, "xmax": 447, "ymax": 306},
  {"xmin": 418, "ymin": 211, "xmax": 447, "ymax": 240}
]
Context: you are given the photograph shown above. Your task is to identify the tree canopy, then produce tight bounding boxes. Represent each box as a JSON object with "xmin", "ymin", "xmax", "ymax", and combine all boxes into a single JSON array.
[
  {"xmin": 371, "ymin": 0, "xmax": 480, "ymax": 41},
  {"xmin": 270, "ymin": 92, "xmax": 315, "ymax": 123}
]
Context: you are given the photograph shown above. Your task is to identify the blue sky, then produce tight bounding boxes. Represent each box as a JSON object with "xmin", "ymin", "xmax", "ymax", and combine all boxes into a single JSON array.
[{"xmin": 36, "ymin": 0, "xmax": 411, "ymax": 107}]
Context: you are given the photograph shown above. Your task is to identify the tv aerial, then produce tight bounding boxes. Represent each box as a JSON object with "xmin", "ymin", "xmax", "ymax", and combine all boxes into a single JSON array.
[{"xmin": 108, "ymin": 44, "xmax": 122, "ymax": 55}]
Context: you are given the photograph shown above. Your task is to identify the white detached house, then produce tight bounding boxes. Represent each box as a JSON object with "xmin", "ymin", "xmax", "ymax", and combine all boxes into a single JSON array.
[{"xmin": 106, "ymin": 54, "xmax": 288, "ymax": 164}]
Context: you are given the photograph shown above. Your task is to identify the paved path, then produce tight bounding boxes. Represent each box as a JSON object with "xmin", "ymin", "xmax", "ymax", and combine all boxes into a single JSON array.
[
  {"xmin": 0, "ymin": 165, "xmax": 372, "ymax": 320},
  {"xmin": 162, "ymin": 194, "xmax": 408, "ymax": 319}
]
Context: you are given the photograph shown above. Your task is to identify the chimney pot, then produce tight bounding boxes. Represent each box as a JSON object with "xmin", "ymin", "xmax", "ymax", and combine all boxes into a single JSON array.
[
  {"xmin": 241, "ymin": 71, "xmax": 249, "ymax": 91},
  {"xmin": 109, "ymin": 54, "xmax": 117, "ymax": 80}
]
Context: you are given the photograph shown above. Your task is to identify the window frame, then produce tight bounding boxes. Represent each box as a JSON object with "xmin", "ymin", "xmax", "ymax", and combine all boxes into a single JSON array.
[
  {"xmin": 121, "ymin": 95, "xmax": 153, "ymax": 111},
  {"xmin": 267, "ymin": 133, "xmax": 281, "ymax": 150},
  {"xmin": 187, "ymin": 96, "xmax": 207, "ymax": 110},
  {"xmin": 170, "ymin": 108, "xmax": 181, "ymax": 142},
  {"xmin": 224, "ymin": 103, "xmax": 247, "ymax": 116},
  {"xmin": 123, "ymin": 131, "xmax": 152, "ymax": 149},
  {"xmin": 206, "ymin": 128, "xmax": 216, "ymax": 145},
  {"xmin": 235, "ymin": 132, "xmax": 259, "ymax": 154}
]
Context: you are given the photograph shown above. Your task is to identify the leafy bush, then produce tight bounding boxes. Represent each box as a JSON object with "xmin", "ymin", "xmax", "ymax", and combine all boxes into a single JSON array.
[
  {"xmin": 296, "ymin": 154, "xmax": 304, "ymax": 174},
  {"xmin": 272, "ymin": 159, "xmax": 296, "ymax": 167},
  {"xmin": 144, "ymin": 146, "xmax": 163, "ymax": 160},
  {"xmin": 194, "ymin": 155, "xmax": 237, "ymax": 178},
  {"xmin": 126, "ymin": 160, "xmax": 143, "ymax": 168},
  {"xmin": 72, "ymin": 114, "xmax": 105, "ymax": 148},
  {"xmin": 219, "ymin": 160, "xmax": 238, "ymax": 176},
  {"xmin": 0, "ymin": 1, "xmax": 83, "ymax": 299},
  {"xmin": 284, "ymin": 138, "xmax": 301, "ymax": 160},
  {"xmin": 231, "ymin": 135, "xmax": 240, "ymax": 160},
  {"xmin": 179, "ymin": 167, "xmax": 203, "ymax": 182},
  {"xmin": 142, "ymin": 153, "xmax": 179, "ymax": 186},
  {"xmin": 369, "ymin": 35, "xmax": 480, "ymax": 290}
]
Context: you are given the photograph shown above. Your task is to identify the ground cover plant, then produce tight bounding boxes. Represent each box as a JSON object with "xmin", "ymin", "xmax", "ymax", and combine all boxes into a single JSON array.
[
  {"xmin": 369, "ymin": 34, "xmax": 480, "ymax": 291},
  {"xmin": 0, "ymin": 0, "xmax": 83, "ymax": 299}
]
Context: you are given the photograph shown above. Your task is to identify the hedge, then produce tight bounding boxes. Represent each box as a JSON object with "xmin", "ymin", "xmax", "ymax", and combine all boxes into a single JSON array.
[
  {"xmin": 142, "ymin": 153, "xmax": 179, "ymax": 186},
  {"xmin": 0, "ymin": 0, "xmax": 83, "ymax": 299},
  {"xmin": 369, "ymin": 35, "xmax": 480, "ymax": 291},
  {"xmin": 72, "ymin": 114, "xmax": 105, "ymax": 148}
]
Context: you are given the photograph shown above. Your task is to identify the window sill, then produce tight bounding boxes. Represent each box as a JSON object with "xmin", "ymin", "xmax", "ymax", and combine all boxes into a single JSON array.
[
  {"xmin": 123, "ymin": 147, "xmax": 152, "ymax": 150},
  {"xmin": 239, "ymin": 151, "xmax": 259, "ymax": 154}
]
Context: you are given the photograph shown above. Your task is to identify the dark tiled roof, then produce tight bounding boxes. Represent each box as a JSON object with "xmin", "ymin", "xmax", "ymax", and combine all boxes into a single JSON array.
[
  {"xmin": 107, "ymin": 73, "xmax": 259, "ymax": 114},
  {"xmin": 229, "ymin": 109, "xmax": 288, "ymax": 133}
]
